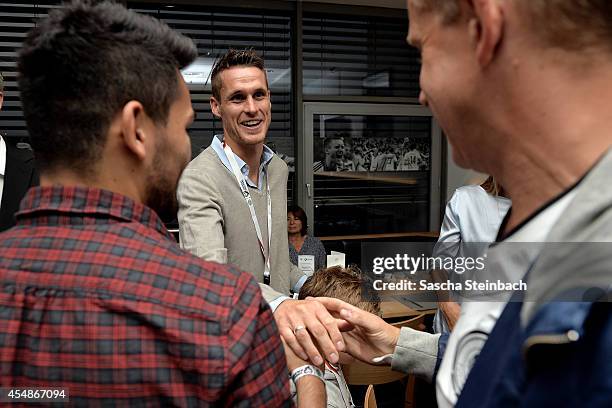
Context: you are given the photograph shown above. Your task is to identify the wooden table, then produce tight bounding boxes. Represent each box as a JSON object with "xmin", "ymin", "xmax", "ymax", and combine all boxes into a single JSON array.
[{"xmin": 380, "ymin": 300, "xmax": 436, "ymax": 320}]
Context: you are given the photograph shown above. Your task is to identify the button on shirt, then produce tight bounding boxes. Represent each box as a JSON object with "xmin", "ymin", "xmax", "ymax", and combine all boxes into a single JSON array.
[{"xmin": 0, "ymin": 185, "xmax": 291, "ymax": 406}]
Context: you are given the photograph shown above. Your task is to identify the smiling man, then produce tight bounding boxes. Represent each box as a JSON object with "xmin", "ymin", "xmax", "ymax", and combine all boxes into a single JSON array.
[
  {"xmin": 324, "ymin": 136, "xmax": 354, "ymax": 172},
  {"xmin": 316, "ymin": 0, "xmax": 612, "ymax": 407},
  {"xmin": 177, "ymin": 49, "xmax": 345, "ymax": 370}
]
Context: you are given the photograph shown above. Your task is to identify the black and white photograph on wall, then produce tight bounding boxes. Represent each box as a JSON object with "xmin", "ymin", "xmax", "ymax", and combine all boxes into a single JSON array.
[
  {"xmin": 313, "ymin": 135, "xmax": 430, "ymax": 172},
  {"xmin": 266, "ymin": 141, "xmax": 295, "ymax": 172}
]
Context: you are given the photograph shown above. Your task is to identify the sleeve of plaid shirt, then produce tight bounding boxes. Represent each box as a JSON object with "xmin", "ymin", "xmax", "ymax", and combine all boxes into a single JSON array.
[{"xmin": 223, "ymin": 272, "xmax": 292, "ymax": 407}]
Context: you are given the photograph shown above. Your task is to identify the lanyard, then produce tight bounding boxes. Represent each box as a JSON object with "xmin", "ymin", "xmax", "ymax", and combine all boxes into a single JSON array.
[
  {"xmin": 223, "ymin": 142, "xmax": 272, "ymax": 284},
  {"xmin": 325, "ymin": 362, "xmax": 355, "ymax": 408}
]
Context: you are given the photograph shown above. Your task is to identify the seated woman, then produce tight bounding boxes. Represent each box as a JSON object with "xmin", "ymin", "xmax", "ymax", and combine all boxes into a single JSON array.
[{"xmin": 288, "ymin": 205, "xmax": 326, "ymax": 273}]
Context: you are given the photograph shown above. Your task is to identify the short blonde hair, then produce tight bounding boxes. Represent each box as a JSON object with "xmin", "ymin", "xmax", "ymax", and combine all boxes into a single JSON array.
[
  {"xmin": 412, "ymin": 0, "xmax": 612, "ymax": 52},
  {"xmin": 517, "ymin": 0, "xmax": 612, "ymax": 52},
  {"xmin": 411, "ymin": 0, "xmax": 460, "ymax": 24}
]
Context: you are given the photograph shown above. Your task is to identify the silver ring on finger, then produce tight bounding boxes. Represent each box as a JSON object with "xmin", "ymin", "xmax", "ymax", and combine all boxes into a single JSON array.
[{"xmin": 293, "ymin": 325, "xmax": 306, "ymax": 335}]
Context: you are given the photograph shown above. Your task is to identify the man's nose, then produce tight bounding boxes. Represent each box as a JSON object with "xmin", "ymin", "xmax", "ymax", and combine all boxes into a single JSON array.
[
  {"xmin": 245, "ymin": 96, "xmax": 257, "ymax": 113},
  {"xmin": 419, "ymin": 90, "xmax": 428, "ymax": 107}
]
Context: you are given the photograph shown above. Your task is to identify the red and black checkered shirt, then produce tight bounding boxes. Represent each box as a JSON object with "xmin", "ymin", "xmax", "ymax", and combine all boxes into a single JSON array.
[{"xmin": 0, "ymin": 186, "xmax": 291, "ymax": 407}]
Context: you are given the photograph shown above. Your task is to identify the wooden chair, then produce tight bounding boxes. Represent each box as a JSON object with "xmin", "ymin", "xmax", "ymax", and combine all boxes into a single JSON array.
[
  {"xmin": 342, "ymin": 359, "xmax": 407, "ymax": 385},
  {"xmin": 364, "ymin": 385, "xmax": 377, "ymax": 408},
  {"xmin": 343, "ymin": 314, "xmax": 427, "ymax": 407},
  {"xmin": 392, "ymin": 314, "xmax": 426, "ymax": 407}
]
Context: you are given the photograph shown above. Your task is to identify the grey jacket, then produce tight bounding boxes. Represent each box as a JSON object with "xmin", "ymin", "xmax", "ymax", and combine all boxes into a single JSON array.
[
  {"xmin": 454, "ymin": 147, "xmax": 612, "ymax": 407},
  {"xmin": 521, "ymin": 147, "xmax": 612, "ymax": 322},
  {"xmin": 177, "ymin": 146, "xmax": 303, "ymax": 303},
  {"xmin": 390, "ymin": 148, "xmax": 612, "ymax": 384}
]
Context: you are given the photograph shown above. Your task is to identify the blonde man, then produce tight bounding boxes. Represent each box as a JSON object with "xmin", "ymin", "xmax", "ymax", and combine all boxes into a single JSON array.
[{"xmin": 320, "ymin": 1, "xmax": 612, "ymax": 407}]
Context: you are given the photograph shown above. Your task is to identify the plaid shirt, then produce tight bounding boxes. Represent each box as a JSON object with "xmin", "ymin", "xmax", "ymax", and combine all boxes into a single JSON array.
[{"xmin": 0, "ymin": 186, "xmax": 291, "ymax": 407}]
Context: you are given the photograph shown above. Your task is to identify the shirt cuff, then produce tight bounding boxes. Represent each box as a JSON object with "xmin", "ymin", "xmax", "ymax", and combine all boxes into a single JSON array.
[
  {"xmin": 391, "ymin": 327, "xmax": 440, "ymax": 382},
  {"xmin": 269, "ymin": 295, "xmax": 291, "ymax": 313},
  {"xmin": 293, "ymin": 275, "xmax": 309, "ymax": 293}
]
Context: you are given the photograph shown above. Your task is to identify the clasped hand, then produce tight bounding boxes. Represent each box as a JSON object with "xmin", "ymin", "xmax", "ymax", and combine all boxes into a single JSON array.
[{"xmin": 275, "ymin": 297, "xmax": 400, "ymax": 366}]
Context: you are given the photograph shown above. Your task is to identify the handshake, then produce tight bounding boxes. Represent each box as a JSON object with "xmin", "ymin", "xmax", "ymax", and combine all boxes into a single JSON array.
[{"xmin": 278, "ymin": 296, "xmax": 402, "ymax": 369}]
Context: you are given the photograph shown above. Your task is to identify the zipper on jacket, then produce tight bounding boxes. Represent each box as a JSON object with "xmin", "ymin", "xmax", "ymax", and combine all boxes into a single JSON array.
[{"xmin": 522, "ymin": 330, "xmax": 580, "ymax": 360}]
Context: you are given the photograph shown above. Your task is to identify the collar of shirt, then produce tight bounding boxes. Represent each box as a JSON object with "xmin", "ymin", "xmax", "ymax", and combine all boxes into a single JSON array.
[
  {"xmin": 16, "ymin": 185, "xmax": 174, "ymax": 240},
  {"xmin": 0, "ymin": 135, "xmax": 6, "ymax": 177},
  {"xmin": 211, "ymin": 134, "xmax": 274, "ymax": 190}
]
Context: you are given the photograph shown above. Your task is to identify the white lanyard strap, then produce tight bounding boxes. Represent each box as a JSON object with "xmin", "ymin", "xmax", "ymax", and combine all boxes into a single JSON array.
[
  {"xmin": 326, "ymin": 363, "xmax": 355, "ymax": 407},
  {"xmin": 223, "ymin": 142, "xmax": 272, "ymax": 284}
]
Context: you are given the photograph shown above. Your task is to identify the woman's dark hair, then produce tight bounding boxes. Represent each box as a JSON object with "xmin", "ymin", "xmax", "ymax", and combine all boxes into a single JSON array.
[
  {"xmin": 17, "ymin": 0, "xmax": 197, "ymax": 174},
  {"xmin": 287, "ymin": 205, "xmax": 308, "ymax": 236}
]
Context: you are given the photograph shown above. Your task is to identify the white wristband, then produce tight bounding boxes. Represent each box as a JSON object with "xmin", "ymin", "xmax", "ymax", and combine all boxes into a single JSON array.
[{"xmin": 290, "ymin": 364, "xmax": 324, "ymax": 384}]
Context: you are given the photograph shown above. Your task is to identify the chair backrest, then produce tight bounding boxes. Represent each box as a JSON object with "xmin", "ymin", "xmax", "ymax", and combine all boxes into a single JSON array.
[
  {"xmin": 342, "ymin": 314, "xmax": 427, "ymax": 386},
  {"xmin": 364, "ymin": 384, "xmax": 377, "ymax": 408},
  {"xmin": 343, "ymin": 359, "xmax": 407, "ymax": 385}
]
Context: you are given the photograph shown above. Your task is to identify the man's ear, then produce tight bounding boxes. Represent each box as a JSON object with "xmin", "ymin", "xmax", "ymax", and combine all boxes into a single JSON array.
[
  {"xmin": 210, "ymin": 96, "xmax": 222, "ymax": 118},
  {"xmin": 469, "ymin": 0, "xmax": 504, "ymax": 67},
  {"xmin": 0, "ymin": 91, "xmax": 4, "ymax": 110},
  {"xmin": 120, "ymin": 101, "xmax": 148, "ymax": 161}
]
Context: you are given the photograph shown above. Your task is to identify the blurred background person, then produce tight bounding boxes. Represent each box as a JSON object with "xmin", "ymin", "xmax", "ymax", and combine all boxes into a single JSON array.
[
  {"xmin": 431, "ymin": 176, "xmax": 512, "ymax": 408},
  {"xmin": 383, "ymin": 147, "xmax": 398, "ymax": 171},
  {"xmin": 432, "ymin": 176, "xmax": 511, "ymax": 333},
  {"xmin": 399, "ymin": 143, "xmax": 423, "ymax": 171},
  {"xmin": 341, "ymin": 137, "xmax": 354, "ymax": 170},
  {"xmin": 0, "ymin": 71, "xmax": 38, "ymax": 232},
  {"xmin": 351, "ymin": 146, "xmax": 367, "ymax": 171},
  {"xmin": 288, "ymin": 205, "xmax": 327, "ymax": 273},
  {"xmin": 369, "ymin": 146, "xmax": 385, "ymax": 171}
]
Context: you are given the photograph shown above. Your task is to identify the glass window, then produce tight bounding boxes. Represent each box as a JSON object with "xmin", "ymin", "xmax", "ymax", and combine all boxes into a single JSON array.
[
  {"xmin": 303, "ymin": 12, "xmax": 421, "ymax": 97},
  {"xmin": 310, "ymin": 113, "xmax": 432, "ymax": 236}
]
